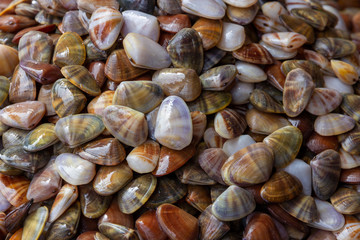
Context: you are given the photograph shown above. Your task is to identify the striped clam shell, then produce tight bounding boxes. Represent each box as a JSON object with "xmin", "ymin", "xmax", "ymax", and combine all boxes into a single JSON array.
[
  {"xmin": 291, "ymin": 8, "xmax": 328, "ymax": 31},
  {"xmin": 99, "ymin": 222, "xmax": 138, "ymax": 240},
  {"xmin": 330, "ymin": 188, "xmax": 360, "ymax": 215},
  {"xmin": 314, "ymin": 113, "xmax": 355, "ymax": 136},
  {"xmin": 333, "ymin": 215, "xmax": 360, "ymax": 240},
  {"xmin": 192, "ymin": 18, "xmax": 222, "ymax": 50},
  {"xmin": 305, "ymin": 88, "xmax": 342, "ymax": 115},
  {"xmin": 23, "ymin": 123, "xmax": 59, "ymax": 152},
  {"xmin": 79, "ymin": 183, "xmax": 112, "ymax": 219},
  {"xmin": 0, "ymin": 174, "xmax": 29, "ymax": 207},
  {"xmin": 262, "ymin": 32, "xmax": 307, "ymax": 53},
  {"xmin": 188, "ymin": 91, "xmax": 232, "ymax": 115},
  {"xmin": 18, "ymin": 30, "xmax": 53, "ymax": 63},
  {"xmin": 280, "ymin": 14, "xmax": 315, "ymax": 44},
  {"xmin": 341, "ymin": 94, "xmax": 360, "ymax": 122},
  {"xmin": 0, "ymin": 76, "xmax": 9, "ymax": 106},
  {"xmin": 280, "ymin": 195, "xmax": 318, "ymax": 223},
  {"xmin": 126, "ymin": 140, "xmax": 160, "ymax": 174},
  {"xmin": 49, "ymin": 184, "xmax": 78, "ymax": 223},
  {"xmin": 9, "ymin": 66, "xmax": 36, "ymax": 104},
  {"xmin": 136, "ymin": 210, "xmax": 168, "ymax": 240},
  {"xmin": 53, "ymin": 32, "xmax": 86, "ymax": 67},
  {"xmin": 314, "ymin": 37, "xmax": 356, "ymax": 59},
  {"xmin": 0, "ymin": 44, "xmax": 19, "ymax": 78},
  {"xmin": 22, "ymin": 206, "xmax": 48, "ymax": 240},
  {"xmin": 214, "ymin": 108, "xmax": 247, "ymax": 139},
  {"xmin": 233, "ymin": 43, "xmax": 274, "ymax": 65}
]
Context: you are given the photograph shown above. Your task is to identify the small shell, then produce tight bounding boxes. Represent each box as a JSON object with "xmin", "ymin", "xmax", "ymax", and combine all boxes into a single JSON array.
[
  {"xmin": 103, "ymin": 105, "xmax": 148, "ymax": 147},
  {"xmin": 61, "ymin": 10, "xmax": 87, "ymax": 36},
  {"xmin": 214, "ymin": 108, "xmax": 247, "ymax": 139},
  {"xmin": 236, "ymin": 61, "xmax": 267, "ymax": 83},
  {"xmin": 122, "ymin": 10, "xmax": 159, "ymax": 41},
  {"xmin": 305, "ymin": 88, "xmax": 342, "ymax": 115},
  {"xmin": 314, "ymin": 113, "xmax": 355, "ymax": 136},
  {"xmin": 176, "ymin": 162, "xmax": 216, "ymax": 185},
  {"xmin": 87, "ymin": 91, "xmax": 114, "ymax": 117},
  {"xmin": 0, "ymin": 174, "xmax": 29, "ymax": 207},
  {"xmin": 253, "ymin": 14, "xmax": 288, "ymax": 33},
  {"xmin": 19, "ymin": 60, "xmax": 63, "ymax": 85},
  {"xmin": 291, "ymin": 8, "xmax": 328, "ymax": 31},
  {"xmin": 200, "ymin": 65, "xmax": 236, "ymax": 91},
  {"xmin": 260, "ymin": 40, "xmax": 298, "ymax": 60},
  {"xmin": 216, "ymin": 22, "xmax": 245, "ymax": 52},
  {"xmin": 330, "ymin": 188, "xmax": 360, "ymax": 215},
  {"xmin": 23, "ymin": 123, "xmax": 58, "ymax": 152},
  {"xmin": 99, "ymin": 222, "xmax": 138, "ymax": 240},
  {"xmin": 18, "ymin": 31, "xmax": 53, "ymax": 63},
  {"xmin": 154, "ymin": 96, "xmax": 192, "ymax": 150},
  {"xmin": 314, "ymin": 37, "xmax": 356, "ymax": 59},
  {"xmin": 99, "ymin": 198, "xmax": 134, "ymax": 228},
  {"xmin": 339, "ymin": 148, "xmax": 360, "ymax": 169},
  {"xmin": 262, "ymin": 1, "xmax": 288, "ymax": 22},
  {"xmin": 0, "ymin": 14, "xmax": 36, "ymax": 32},
  {"xmin": 126, "ymin": 140, "xmax": 160, "ymax": 174},
  {"xmin": 136, "ymin": 210, "xmax": 168, "ymax": 240},
  {"xmin": 0, "ymin": 76, "xmax": 9, "ymax": 106},
  {"xmin": 117, "ymin": 174, "xmax": 157, "ymax": 214},
  {"xmin": 262, "ymin": 32, "xmax": 307, "ymax": 52},
  {"xmin": 22, "ymin": 206, "xmax": 48, "ymax": 240},
  {"xmin": 280, "ymin": 195, "xmax": 318, "ymax": 223},
  {"xmin": 55, "ymin": 153, "xmax": 96, "ymax": 185},
  {"xmin": 79, "ymin": 184, "xmax": 111, "ymax": 219},
  {"xmin": 212, "ymin": 185, "xmax": 256, "ymax": 221},
  {"xmin": 233, "ymin": 43, "xmax": 274, "ymax": 65},
  {"xmin": 281, "ymin": 60, "xmax": 323, "ymax": 88},
  {"xmin": 331, "ymin": 60, "xmax": 359, "ymax": 85},
  {"xmin": 250, "ymin": 89, "xmax": 284, "ymax": 113},
  {"xmin": 198, "ymin": 148, "xmax": 228, "ymax": 185},
  {"xmin": 229, "ymin": 79, "xmax": 254, "ymax": 105},
  {"xmin": 89, "ymin": 7, "xmax": 123, "ymax": 50},
  {"xmin": 53, "ymin": 32, "xmax": 86, "ymax": 67},
  {"xmin": 303, "ymin": 49, "xmax": 333, "ymax": 75},
  {"xmin": 188, "ymin": 91, "xmax": 232, "ymax": 115},
  {"xmin": 280, "ymin": 14, "xmax": 314, "ymax": 44},
  {"xmin": 244, "ymin": 213, "xmax": 282, "ymax": 240},
  {"xmin": 49, "ymin": 184, "xmax": 78, "ymax": 223},
  {"xmin": 198, "ymin": 205, "xmax": 230, "ymax": 240},
  {"xmin": 54, "ymin": 114, "xmax": 105, "ymax": 148},
  {"xmin": 186, "ymin": 185, "xmax": 212, "ymax": 211},
  {"xmin": 181, "ymin": 0, "xmax": 225, "ymax": 20},
  {"xmin": 8, "ymin": 66, "xmax": 36, "ymax": 104},
  {"xmin": 341, "ymin": 94, "xmax": 360, "ymax": 122},
  {"xmin": 77, "ymin": 0, "xmax": 119, "ymax": 13},
  {"xmin": 333, "ymin": 215, "xmax": 360, "ymax": 240},
  {"xmin": 226, "ymin": 4, "xmax": 259, "ymax": 25},
  {"xmin": 5, "ymin": 200, "xmax": 32, "ymax": 234},
  {"xmin": 283, "ymin": 159, "xmax": 312, "ymax": 196},
  {"xmin": 192, "ymin": 18, "xmax": 222, "ymax": 50},
  {"xmin": 324, "ymin": 75, "xmax": 354, "ymax": 94}
]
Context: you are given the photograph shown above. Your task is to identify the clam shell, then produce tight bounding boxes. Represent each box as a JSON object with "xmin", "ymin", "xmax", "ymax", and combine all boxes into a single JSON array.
[
  {"xmin": 333, "ymin": 215, "xmax": 360, "ymax": 240},
  {"xmin": 340, "ymin": 124, "xmax": 360, "ymax": 155},
  {"xmin": 122, "ymin": 10, "xmax": 159, "ymax": 41},
  {"xmin": 5, "ymin": 199, "xmax": 32, "ymax": 234},
  {"xmin": 126, "ymin": 140, "xmax": 159, "ymax": 174},
  {"xmin": 76, "ymin": 138, "xmax": 126, "ymax": 166},
  {"xmin": 53, "ymin": 32, "xmax": 86, "ymax": 67},
  {"xmin": 263, "ymin": 126, "xmax": 303, "ymax": 169},
  {"xmin": 89, "ymin": 7, "xmax": 123, "ymax": 50},
  {"xmin": 314, "ymin": 113, "xmax": 355, "ymax": 136},
  {"xmin": 331, "ymin": 60, "xmax": 359, "ymax": 85},
  {"xmin": 306, "ymin": 132, "xmax": 339, "ymax": 155},
  {"xmin": 23, "ymin": 123, "xmax": 58, "ymax": 152},
  {"xmin": 0, "ymin": 174, "xmax": 29, "ymax": 207},
  {"xmin": 176, "ymin": 162, "xmax": 216, "ymax": 185},
  {"xmin": 198, "ymin": 148, "xmax": 228, "ymax": 185},
  {"xmin": 324, "ymin": 75, "xmax": 354, "ymax": 94},
  {"xmin": 9, "ymin": 66, "xmax": 36, "ymax": 104},
  {"xmin": 250, "ymin": 89, "xmax": 284, "ymax": 113},
  {"xmin": 0, "ymin": 191, "xmax": 10, "ymax": 212},
  {"xmin": 157, "ymin": 0, "xmax": 182, "ymax": 14},
  {"xmin": 186, "ymin": 185, "xmax": 212, "ymax": 212},
  {"xmin": 0, "ymin": 101, "xmax": 45, "ymax": 130},
  {"xmin": 61, "ymin": 10, "xmax": 87, "ymax": 36},
  {"xmin": 260, "ymin": 171, "xmax": 303, "ymax": 203},
  {"xmin": 203, "ymin": 47, "xmax": 226, "ymax": 72},
  {"xmin": 222, "ymin": 134, "xmax": 256, "ymax": 157},
  {"xmin": 84, "ymin": 37, "xmax": 108, "ymax": 62},
  {"xmin": 226, "ymin": 4, "xmax": 259, "ymax": 25},
  {"xmin": 113, "ymin": 81, "xmax": 163, "ymax": 114},
  {"xmin": 55, "ymin": 153, "xmax": 96, "ymax": 185},
  {"xmin": 87, "ymin": 91, "xmax": 114, "ymax": 117},
  {"xmin": 156, "ymin": 203, "xmax": 199, "ymax": 240},
  {"xmin": 22, "ymin": 206, "xmax": 48, "ymax": 240},
  {"xmin": 339, "ymin": 148, "xmax": 360, "ymax": 169},
  {"xmin": 283, "ymin": 159, "xmax": 312, "ymax": 196},
  {"xmin": 79, "ymin": 184, "xmax": 111, "ymax": 219},
  {"xmin": 236, "ymin": 61, "xmax": 267, "ymax": 83},
  {"xmin": 198, "ymin": 204, "xmax": 230, "ymax": 240},
  {"xmin": 88, "ymin": 61, "xmax": 106, "ymax": 88},
  {"xmin": 103, "ymin": 105, "xmax": 148, "ymax": 147},
  {"xmin": 216, "ymin": 22, "xmax": 245, "ymax": 52},
  {"xmin": 98, "ymin": 198, "xmax": 134, "ymax": 229},
  {"xmin": 136, "ymin": 210, "xmax": 168, "ymax": 240},
  {"xmin": 262, "ymin": 32, "xmax": 307, "ymax": 52},
  {"xmin": 291, "ymin": 8, "xmax": 328, "ymax": 31},
  {"xmin": 105, "ymin": 49, "xmax": 148, "ymax": 83},
  {"xmin": 77, "ymin": 0, "xmax": 119, "ymax": 13},
  {"xmin": 330, "ymin": 187, "xmax": 360, "ymax": 215},
  {"xmin": 0, "ymin": 159, "xmax": 23, "ymax": 176},
  {"xmin": 152, "ymin": 68, "xmax": 201, "ymax": 102},
  {"xmin": 314, "ymin": 37, "xmax": 356, "ymax": 59},
  {"xmin": 191, "ymin": 111, "xmax": 206, "ymax": 145},
  {"xmin": 118, "ymin": 0, "xmax": 155, "ymax": 13},
  {"xmin": 0, "ymin": 14, "xmax": 36, "ymax": 32},
  {"xmin": 123, "ymin": 32, "xmax": 171, "ymax": 70},
  {"xmin": 49, "ymin": 184, "xmax": 78, "ymax": 223},
  {"xmin": 200, "ymin": 65, "xmax": 236, "ymax": 91},
  {"xmin": 303, "ymin": 49, "xmax": 333, "ymax": 75},
  {"xmin": 204, "ymin": 127, "xmax": 226, "ymax": 148},
  {"xmin": 280, "ymin": 14, "xmax": 314, "ymax": 44},
  {"xmin": 155, "ymin": 96, "xmax": 192, "ymax": 150},
  {"xmin": 188, "ymin": 91, "xmax": 232, "ymax": 115},
  {"xmin": 0, "ymin": 76, "xmax": 9, "ymax": 106},
  {"xmin": 214, "ymin": 108, "xmax": 247, "ymax": 139},
  {"xmin": 305, "ymin": 88, "xmax": 342, "ymax": 115},
  {"xmin": 181, "ymin": 0, "xmax": 225, "ymax": 20},
  {"xmin": 93, "ymin": 162, "xmax": 133, "ymax": 196},
  {"xmin": 117, "ymin": 174, "xmax": 157, "ymax": 214},
  {"xmin": 192, "ymin": 18, "xmax": 222, "ymax": 50},
  {"xmin": 341, "ymin": 94, "xmax": 360, "ymax": 122},
  {"xmin": 99, "ymin": 222, "xmax": 139, "ymax": 240},
  {"xmin": 19, "ymin": 60, "xmax": 63, "ymax": 85},
  {"xmin": 51, "ymin": 79, "xmax": 87, "ymax": 118},
  {"xmin": 233, "ymin": 43, "xmax": 274, "ymax": 65},
  {"xmin": 18, "ymin": 31, "xmax": 53, "ymax": 63},
  {"xmin": 244, "ymin": 212, "xmax": 282, "ymax": 240},
  {"xmin": 167, "ymin": 28, "xmax": 203, "ymax": 74},
  {"xmin": 281, "ymin": 60, "xmax": 323, "ymax": 88},
  {"xmin": 260, "ymin": 40, "xmax": 297, "ymax": 61},
  {"xmin": 229, "ymin": 79, "xmax": 254, "ymax": 105},
  {"xmin": 61, "ymin": 65, "xmax": 101, "ymax": 96},
  {"xmin": 46, "ymin": 201, "xmax": 80, "ymax": 240},
  {"xmin": 253, "ymin": 14, "xmax": 288, "ymax": 33},
  {"xmin": 212, "ymin": 185, "xmax": 256, "ymax": 221},
  {"xmin": 280, "ymin": 195, "xmax": 318, "ymax": 223}
]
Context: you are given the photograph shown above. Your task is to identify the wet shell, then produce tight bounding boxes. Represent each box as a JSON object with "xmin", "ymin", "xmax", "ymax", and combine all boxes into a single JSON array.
[
  {"xmin": 339, "ymin": 148, "xmax": 360, "ymax": 169},
  {"xmin": 77, "ymin": 0, "xmax": 119, "ymax": 13},
  {"xmin": 0, "ymin": 101, "xmax": 45, "ymax": 130},
  {"xmin": 305, "ymin": 88, "xmax": 342, "ymax": 115},
  {"xmin": 310, "ymin": 150, "xmax": 341, "ymax": 200},
  {"xmin": 18, "ymin": 30, "xmax": 53, "ymax": 63},
  {"xmin": 103, "ymin": 105, "xmax": 148, "ymax": 147},
  {"xmin": 333, "ymin": 215, "xmax": 360, "ymax": 240},
  {"xmin": 198, "ymin": 205, "xmax": 230, "ymax": 240},
  {"xmin": 263, "ymin": 126, "xmax": 303, "ymax": 169},
  {"xmin": 19, "ymin": 60, "xmax": 63, "ymax": 85},
  {"xmin": 303, "ymin": 49, "xmax": 333, "ymax": 75},
  {"xmin": 9, "ymin": 66, "xmax": 36, "ymax": 103},
  {"xmin": 212, "ymin": 185, "xmax": 256, "ymax": 221},
  {"xmin": 244, "ymin": 212, "xmax": 282, "ymax": 240},
  {"xmin": 226, "ymin": 4, "xmax": 259, "ymax": 25},
  {"xmin": 216, "ymin": 22, "xmax": 245, "ymax": 52},
  {"xmin": 192, "ymin": 18, "xmax": 222, "ymax": 50},
  {"xmin": 155, "ymin": 96, "xmax": 192, "ymax": 150},
  {"xmin": 79, "ymin": 184, "xmax": 112, "ymax": 218},
  {"xmin": 200, "ymin": 65, "xmax": 236, "ymax": 91},
  {"xmin": 152, "ymin": 68, "xmax": 201, "ymax": 102},
  {"xmin": 260, "ymin": 171, "xmax": 303, "ymax": 203},
  {"xmin": 156, "ymin": 203, "xmax": 199, "ymax": 240},
  {"xmin": 167, "ymin": 28, "xmax": 203, "ymax": 74},
  {"xmin": 281, "ymin": 60, "xmax": 323, "ymax": 88},
  {"xmin": 233, "ymin": 43, "xmax": 274, "ymax": 65},
  {"xmin": 176, "ymin": 162, "xmax": 216, "ymax": 185},
  {"xmin": 279, "ymin": 14, "xmax": 315, "ymax": 44},
  {"xmin": 214, "ymin": 108, "xmax": 247, "ymax": 139},
  {"xmin": 262, "ymin": 32, "xmax": 307, "ymax": 53},
  {"xmin": 253, "ymin": 14, "xmax": 288, "ymax": 33},
  {"xmin": 117, "ymin": 174, "xmax": 157, "ymax": 214},
  {"xmin": 0, "ymin": 14, "xmax": 36, "ymax": 32},
  {"xmin": 99, "ymin": 198, "xmax": 134, "ymax": 229},
  {"xmin": 198, "ymin": 148, "xmax": 227, "ymax": 185},
  {"xmin": 51, "ymin": 79, "xmax": 87, "ymax": 118},
  {"xmin": 113, "ymin": 81, "xmax": 163, "ymax": 114},
  {"xmin": 22, "ymin": 206, "xmax": 48, "ymax": 240},
  {"xmin": 341, "ymin": 94, "xmax": 360, "ymax": 122},
  {"xmin": 283, "ymin": 68, "xmax": 315, "ymax": 117},
  {"xmin": 314, "ymin": 113, "xmax": 355, "ymax": 136},
  {"xmin": 89, "ymin": 7, "xmax": 123, "ymax": 50},
  {"xmin": 93, "ymin": 163, "xmax": 133, "ymax": 196},
  {"xmin": 84, "ymin": 37, "xmax": 108, "ymax": 62},
  {"xmin": 53, "ymin": 32, "xmax": 86, "ymax": 67},
  {"xmin": 99, "ymin": 222, "xmax": 138, "ymax": 240},
  {"xmin": 0, "ymin": 174, "xmax": 29, "ymax": 207},
  {"xmin": 340, "ymin": 124, "xmax": 360, "ymax": 155},
  {"xmin": 23, "ymin": 123, "xmax": 58, "ymax": 152},
  {"xmin": 126, "ymin": 140, "xmax": 160, "ymax": 174},
  {"xmin": 49, "ymin": 184, "xmax": 78, "ymax": 223},
  {"xmin": 331, "ymin": 60, "xmax": 359, "ymax": 85},
  {"xmin": 5, "ymin": 200, "xmax": 32, "ymax": 234},
  {"xmin": 61, "ymin": 65, "xmax": 101, "ymax": 96},
  {"xmin": 330, "ymin": 187, "xmax": 360, "ymax": 215},
  {"xmin": 87, "ymin": 91, "xmax": 115, "ymax": 116},
  {"xmin": 123, "ymin": 10, "xmax": 160, "ymax": 41},
  {"xmin": 55, "ymin": 153, "xmax": 96, "ymax": 185},
  {"xmin": 186, "ymin": 184, "xmax": 212, "ymax": 211},
  {"xmin": 105, "ymin": 49, "xmax": 148, "ymax": 83},
  {"xmin": 61, "ymin": 10, "xmax": 88, "ymax": 36},
  {"xmin": 181, "ymin": 0, "xmax": 225, "ymax": 20},
  {"xmin": 314, "ymin": 38, "xmax": 356, "ymax": 59},
  {"xmin": 249, "ymin": 89, "xmax": 284, "ymax": 113},
  {"xmin": 77, "ymin": 138, "xmax": 126, "ymax": 166},
  {"xmin": 55, "ymin": 114, "xmax": 105, "ymax": 148},
  {"xmin": 136, "ymin": 210, "xmax": 168, "ymax": 240},
  {"xmin": 291, "ymin": 8, "xmax": 328, "ymax": 31},
  {"xmin": 280, "ymin": 195, "xmax": 318, "ymax": 223},
  {"xmin": 188, "ymin": 91, "xmax": 232, "ymax": 115}
]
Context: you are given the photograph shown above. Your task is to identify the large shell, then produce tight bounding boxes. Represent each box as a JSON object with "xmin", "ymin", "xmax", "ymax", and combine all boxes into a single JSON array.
[
  {"xmin": 181, "ymin": 0, "xmax": 225, "ymax": 20},
  {"xmin": 333, "ymin": 215, "xmax": 360, "ymax": 240},
  {"xmin": 53, "ymin": 32, "xmax": 86, "ymax": 67},
  {"xmin": 113, "ymin": 81, "xmax": 164, "ymax": 114},
  {"xmin": 136, "ymin": 210, "xmax": 168, "ymax": 240},
  {"xmin": 260, "ymin": 171, "xmax": 303, "ymax": 203},
  {"xmin": 156, "ymin": 203, "xmax": 199, "ymax": 240},
  {"xmin": 283, "ymin": 68, "xmax": 315, "ymax": 117},
  {"xmin": 103, "ymin": 105, "xmax": 148, "ymax": 147},
  {"xmin": 212, "ymin": 185, "xmax": 256, "ymax": 221},
  {"xmin": 122, "ymin": 10, "xmax": 159, "ymax": 41},
  {"xmin": 330, "ymin": 187, "xmax": 360, "ymax": 215},
  {"xmin": 49, "ymin": 184, "xmax": 78, "ymax": 223},
  {"xmin": 89, "ymin": 7, "xmax": 123, "ymax": 50},
  {"xmin": 216, "ymin": 22, "xmax": 245, "ymax": 52},
  {"xmin": 79, "ymin": 183, "xmax": 111, "ymax": 218},
  {"xmin": 167, "ymin": 28, "xmax": 203, "ymax": 74},
  {"xmin": 314, "ymin": 38, "xmax": 356, "ymax": 59},
  {"xmin": 154, "ymin": 96, "xmax": 192, "ymax": 150},
  {"xmin": 22, "ymin": 206, "xmax": 48, "ymax": 240},
  {"xmin": 23, "ymin": 123, "xmax": 58, "ymax": 152},
  {"xmin": 310, "ymin": 149, "xmax": 341, "ymax": 200},
  {"xmin": 51, "ymin": 79, "xmax": 87, "ymax": 118},
  {"xmin": 305, "ymin": 88, "xmax": 342, "ymax": 115},
  {"xmin": 192, "ymin": 18, "xmax": 222, "ymax": 50},
  {"xmin": 280, "ymin": 195, "xmax": 318, "ymax": 223},
  {"xmin": 9, "ymin": 66, "xmax": 36, "ymax": 104},
  {"xmin": 0, "ymin": 174, "xmax": 29, "ymax": 207},
  {"xmin": 117, "ymin": 174, "xmax": 157, "ymax": 214},
  {"xmin": 0, "ymin": 101, "xmax": 45, "ymax": 130},
  {"xmin": 18, "ymin": 30, "xmax": 53, "ymax": 63},
  {"xmin": 55, "ymin": 153, "xmax": 96, "ymax": 185},
  {"xmin": 314, "ymin": 113, "xmax": 355, "ymax": 136},
  {"xmin": 263, "ymin": 126, "xmax": 303, "ymax": 169},
  {"xmin": 126, "ymin": 140, "xmax": 160, "ymax": 174}
]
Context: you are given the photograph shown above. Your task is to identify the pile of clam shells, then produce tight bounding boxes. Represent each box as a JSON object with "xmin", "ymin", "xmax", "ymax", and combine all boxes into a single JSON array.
[{"xmin": 0, "ymin": 0, "xmax": 359, "ymax": 239}]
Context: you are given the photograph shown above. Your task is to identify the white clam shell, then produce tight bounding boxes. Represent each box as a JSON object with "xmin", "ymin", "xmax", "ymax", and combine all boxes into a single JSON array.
[
  {"xmin": 216, "ymin": 22, "xmax": 245, "ymax": 51},
  {"xmin": 121, "ymin": 10, "xmax": 160, "ymax": 42},
  {"xmin": 123, "ymin": 32, "xmax": 171, "ymax": 70},
  {"xmin": 324, "ymin": 76, "xmax": 354, "ymax": 94},
  {"xmin": 229, "ymin": 78, "xmax": 254, "ymax": 105},
  {"xmin": 48, "ymin": 184, "xmax": 78, "ymax": 223},
  {"xmin": 155, "ymin": 96, "xmax": 193, "ymax": 150},
  {"xmin": 223, "ymin": 0, "xmax": 257, "ymax": 8},
  {"xmin": 222, "ymin": 134, "xmax": 256, "ymax": 156},
  {"xmin": 235, "ymin": 61, "xmax": 267, "ymax": 83},
  {"xmin": 282, "ymin": 159, "xmax": 312, "ymax": 196},
  {"xmin": 55, "ymin": 153, "xmax": 96, "ymax": 185},
  {"xmin": 261, "ymin": 1, "xmax": 288, "ymax": 22},
  {"xmin": 262, "ymin": 32, "xmax": 307, "ymax": 53},
  {"xmin": 181, "ymin": 0, "xmax": 225, "ymax": 20},
  {"xmin": 260, "ymin": 40, "xmax": 297, "ymax": 60},
  {"xmin": 126, "ymin": 140, "xmax": 160, "ymax": 174}
]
